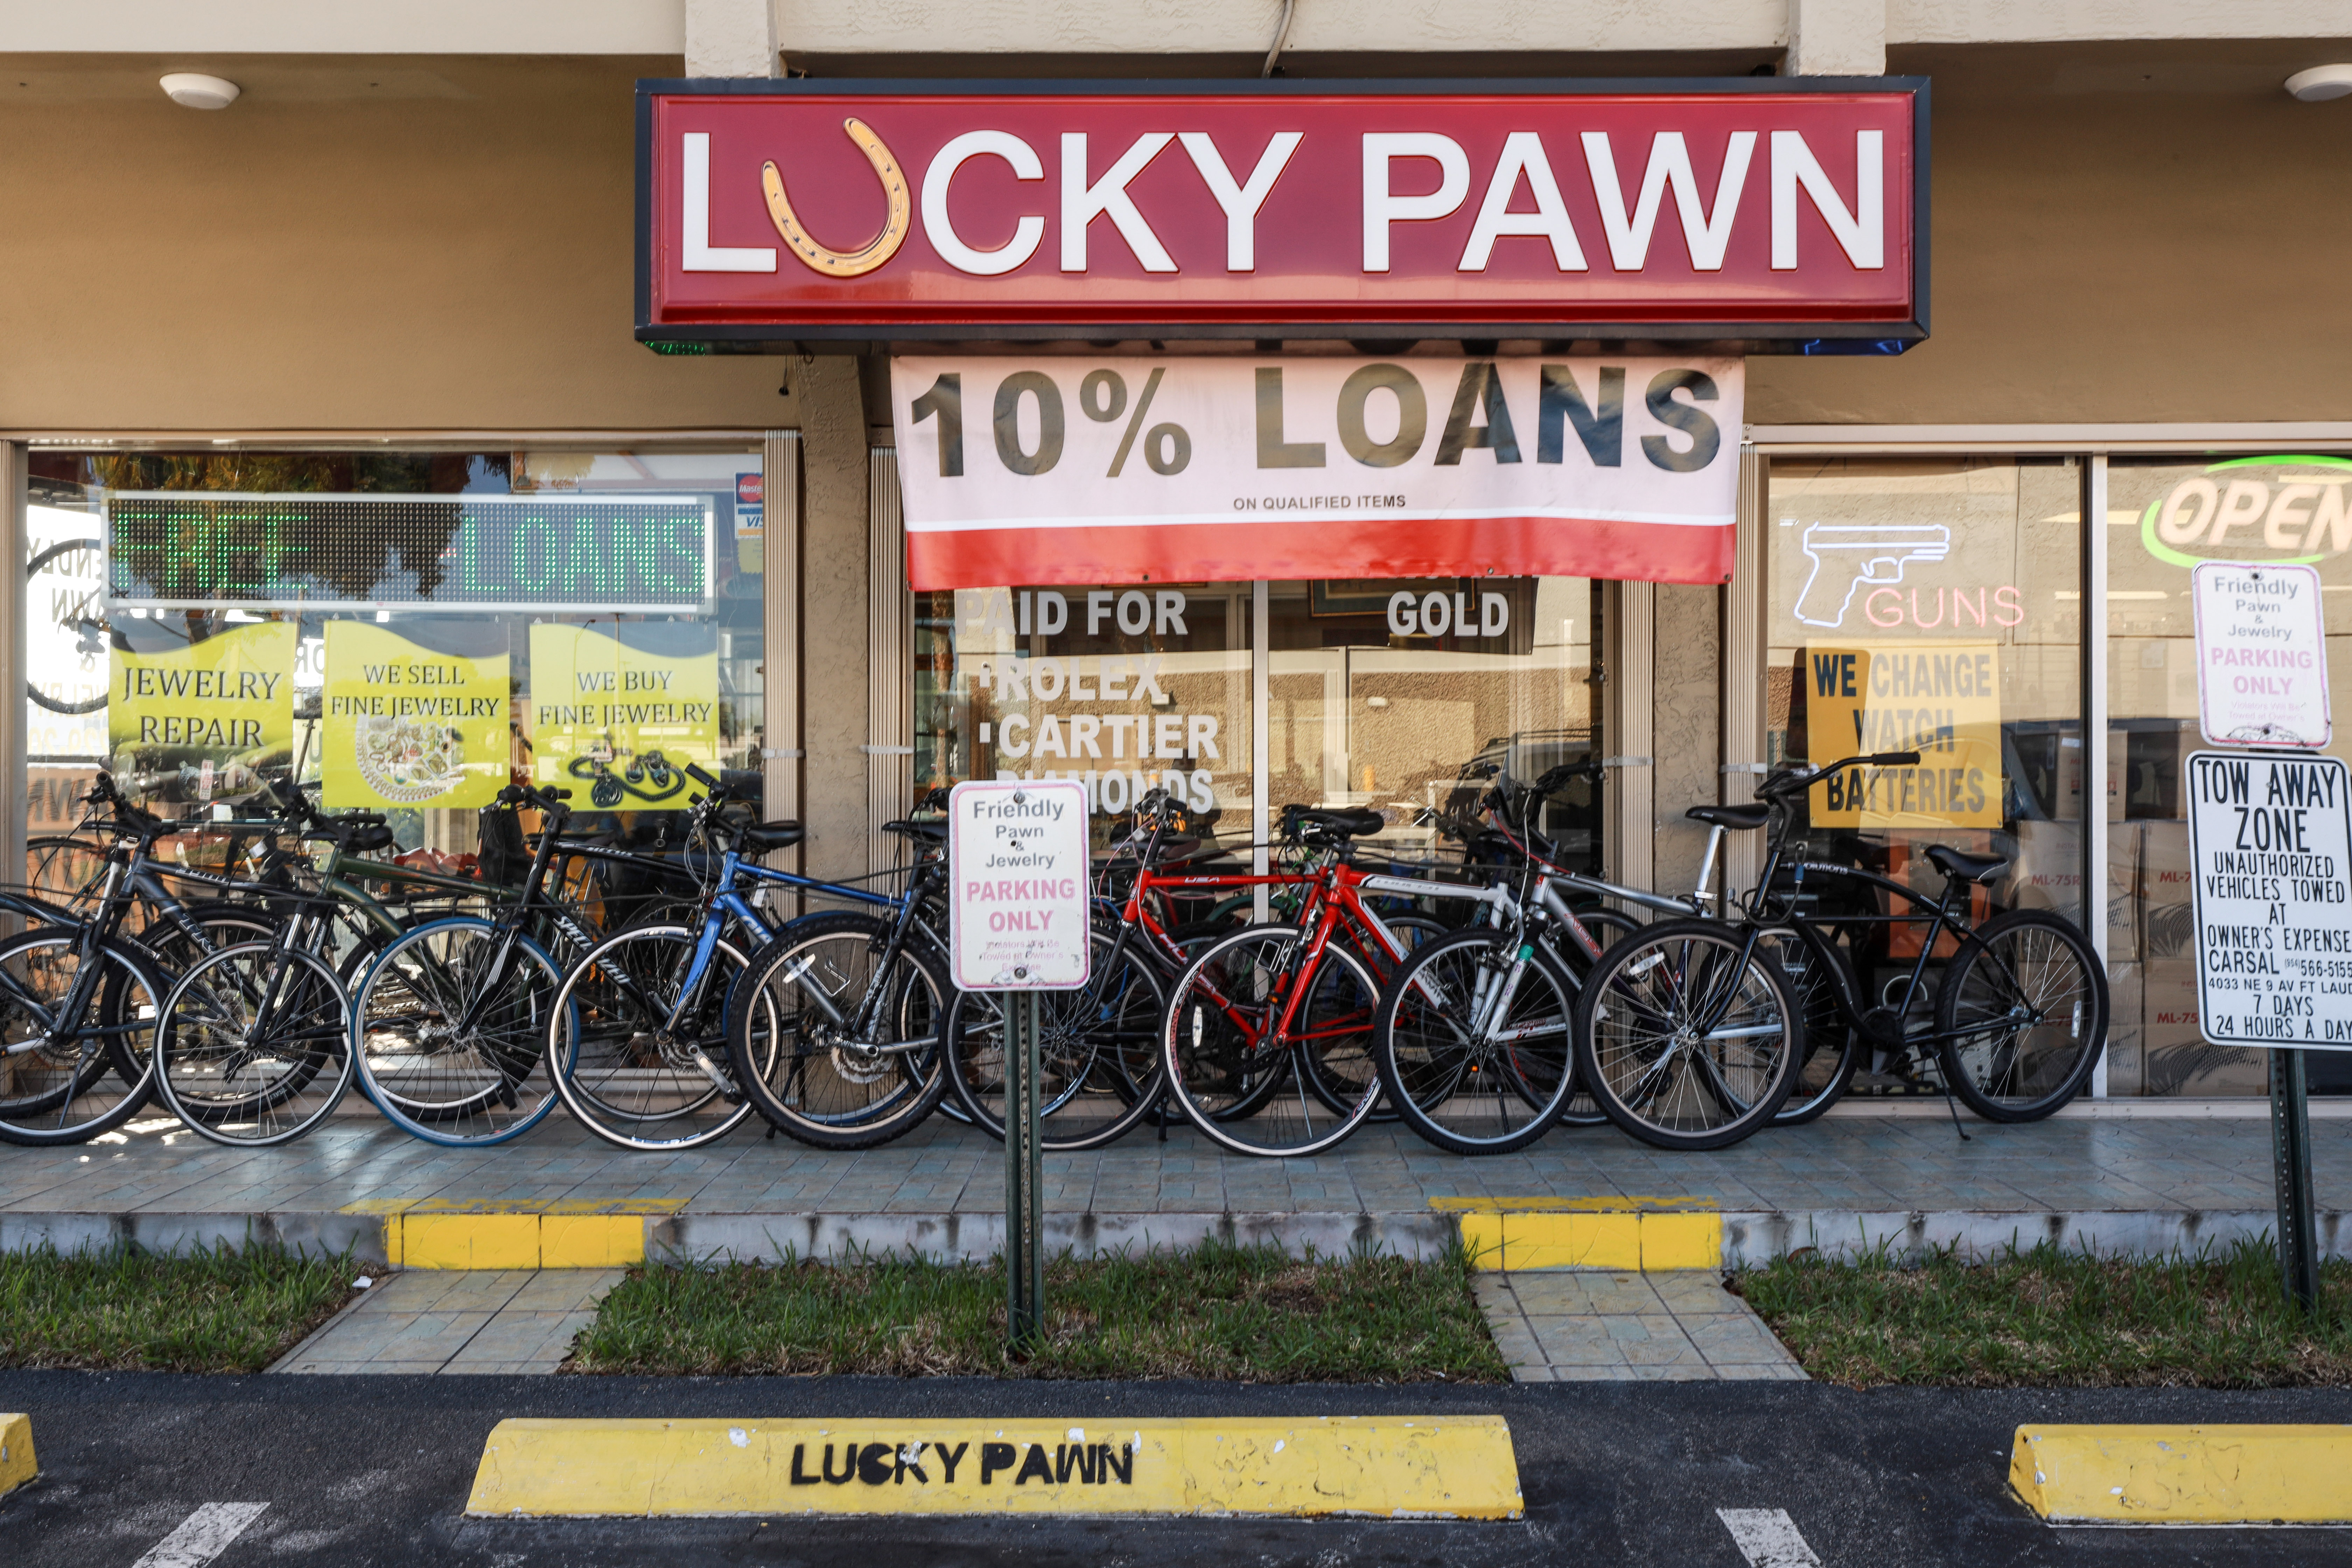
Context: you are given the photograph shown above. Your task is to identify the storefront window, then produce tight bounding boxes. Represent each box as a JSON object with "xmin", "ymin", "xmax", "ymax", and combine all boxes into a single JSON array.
[
  {"xmin": 910, "ymin": 575, "xmax": 1600, "ymax": 865},
  {"xmin": 24, "ymin": 446, "xmax": 764, "ymax": 868},
  {"xmin": 1766, "ymin": 457, "xmax": 2083, "ymax": 1095},
  {"xmin": 2106, "ymin": 455, "xmax": 2352, "ymax": 1096},
  {"xmin": 913, "ymin": 583, "xmax": 1251, "ymax": 849},
  {"xmin": 1265, "ymin": 578, "xmax": 1600, "ymax": 868}
]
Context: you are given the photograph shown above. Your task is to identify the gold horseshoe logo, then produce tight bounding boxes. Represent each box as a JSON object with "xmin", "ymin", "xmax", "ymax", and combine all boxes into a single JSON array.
[{"xmin": 761, "ymin": 117, "xmax": 910, "ymax": 279}]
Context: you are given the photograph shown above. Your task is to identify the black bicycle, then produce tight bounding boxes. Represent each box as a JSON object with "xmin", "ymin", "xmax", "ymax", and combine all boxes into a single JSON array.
[{"xmin": 1573, "ymin": 751, "xmax": 2109, "ymax": 1150}]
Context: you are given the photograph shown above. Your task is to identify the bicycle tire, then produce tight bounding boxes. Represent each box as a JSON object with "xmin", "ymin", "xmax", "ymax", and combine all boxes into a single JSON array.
[
  {"xmin": 550, "ymin": 923, "xmax": 768, "ymax": 1151},
  {"xmin": 1554, "ymin": 906, "xmax": 1641, "ymax": 1127},
  {"xmin": 1935, "ymin": 908, "xmax": 2108, "ymax": 1122},
  {"xmin": 727, "ymin": 911, "xmax": 952, "ymax": 1150},
  {"xmin": 25, "ymin": 836, "xmax": 110, "ymax": 904},
  {"xmin": 349, "ymin": 917, "xmax": 570, "ymax": 1146},
  {"xmin": 1162, "ymin": 923, "xmax": 1383, "ymax": 1158},
  {"xmin": 1570, "ymin": 918, "xmax": 1802, "ymax": 1151},
  {"xmin": 0, "ymin": 930, "xmax": 166, "ymax": 1146},
  {"xmin": 1320, "ymin": 910, "xmax": 1448, "ymax": 1123},
  {"xmin": 1374, "ymin": 926, "xmax": 1579, "ymax": 1155},
  {"xmin": 943, "ymin": 926, "xmax": 1168, "ymax": 1152},
  {"xmin": 1762, "ymin": 926, "xmax": 1862, "ymax": 1126},
  {"xmin": 156, "ymin": 943, "xmax": 353, "ymax": 1147}
]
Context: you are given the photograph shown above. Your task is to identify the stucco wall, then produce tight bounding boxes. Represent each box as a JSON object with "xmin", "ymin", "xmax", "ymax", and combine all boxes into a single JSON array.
[{"xmin": 0, "ymin": 43, "xmax": 2345, "ymax": 434}]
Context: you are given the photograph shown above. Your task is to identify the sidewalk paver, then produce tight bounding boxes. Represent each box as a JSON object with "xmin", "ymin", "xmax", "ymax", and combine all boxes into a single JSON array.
[
  {"xmin": 270, "ymin": 1268, "xmax": 623, "ymax": 1376},
  {"xmin": 1473, "ymin": 1271, "xmax": 1807, "ymax": 1383}
]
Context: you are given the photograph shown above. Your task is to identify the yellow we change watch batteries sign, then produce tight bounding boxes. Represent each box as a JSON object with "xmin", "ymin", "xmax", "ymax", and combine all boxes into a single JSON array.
[
  {"xmin": 110, "ymin": 619, "xmax": 296, "ymax": 780},
  {"xmin": 1803, "ymin": 642, "xmax": 2003, "ymax": 828},
  {"xmin": 528, "ymin": 622, "xmax": 720, "ymax": 808},
  {"xmin": 323, "ymin": 620, "xmax": 510, "ymax": 809}
]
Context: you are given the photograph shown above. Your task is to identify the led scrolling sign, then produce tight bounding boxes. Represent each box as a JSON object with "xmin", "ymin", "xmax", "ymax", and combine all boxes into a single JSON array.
[{"xmin": 105, "ymin": 493, "xmax": 716, "ymax": 614}]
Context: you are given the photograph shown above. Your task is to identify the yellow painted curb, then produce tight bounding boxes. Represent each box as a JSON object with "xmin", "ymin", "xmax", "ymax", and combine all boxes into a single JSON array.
[
  {"xmin": 1438, "ymin": 1201, "xmax": 1721, "ymax": 1271},
  {"xmin": 466, "ymin": 1416, "xmax": 1521, "ymax": 1520},
  {"xmin": 369, "ymin": 1210, "xmax": 654, "ymax": 1269},
  {"xmin": 2012, "ymin": 1425, "xmax": 2352, "ymax": 1524},
  {"xmin": 0, "ymin": 1412, "xmax": 35, "ymax": 1497}
]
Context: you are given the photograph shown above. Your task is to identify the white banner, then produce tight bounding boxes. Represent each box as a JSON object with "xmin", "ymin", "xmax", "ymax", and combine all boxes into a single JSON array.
[{"xmin": 890, "ymin": 354, "xmax": 1743, "ymax": 588}]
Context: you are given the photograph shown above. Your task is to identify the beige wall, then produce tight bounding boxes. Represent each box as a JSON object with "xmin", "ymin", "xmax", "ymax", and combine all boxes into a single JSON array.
[
  {"xmin": 2, "ymin": 44, "xmax": 2348, "ymax": 435},
  {"xmin": 0, "ymin": 56, "xmax": 785, "ymax": 435},
  {"xmin": 1753, "ymin": 41, "xmax": 2352, "ymax": 425}
]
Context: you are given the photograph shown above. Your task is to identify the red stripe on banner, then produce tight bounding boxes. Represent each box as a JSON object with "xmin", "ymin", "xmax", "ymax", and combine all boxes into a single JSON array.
[{"xmin": 906, "ymin": 514, "xmax": 1733, "ymax": 590}]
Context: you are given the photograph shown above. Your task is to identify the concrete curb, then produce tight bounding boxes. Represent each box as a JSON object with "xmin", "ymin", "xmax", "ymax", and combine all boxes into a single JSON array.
[
  {"xmin": 465, "ymin": 1415, "xmax": 1522, "ymax": 1520},
  {"xmin": 2012, "ymin": 1424, "xmax": 2352, "ymax": 1524},
  {"xmin": 1, "ymin": 1207, "xmax": 2342, "ymax": 1268}
]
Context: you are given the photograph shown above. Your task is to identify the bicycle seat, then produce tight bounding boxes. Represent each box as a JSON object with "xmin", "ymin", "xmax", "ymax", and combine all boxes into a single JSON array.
[
  {"xmin": 880, "ymin": 818, "xmax": 946, "ymax": 842},
  {"xmin": 1686, "ymin": 804, "xmax": 1771, "ymax": 832},
  {"xmin": 346, "ymin": 824, "xmax": 398, "ymax": 854},
  {"xmin": 1926, "ymin": 844, "xmax": 2009, "ymax": 884},
  {"xmin": 1285, "ymin": 806, "xmax": 1386, "ymax": 839},
  {"xmin": 740, "ymin": 819, "xmax": 806, "ymax": 852}
]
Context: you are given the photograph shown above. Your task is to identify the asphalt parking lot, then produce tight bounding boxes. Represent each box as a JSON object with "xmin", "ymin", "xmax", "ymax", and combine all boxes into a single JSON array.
[{"xmin": 6, "ymin": 1373, "xmax": 2351, "ymax": 1567}]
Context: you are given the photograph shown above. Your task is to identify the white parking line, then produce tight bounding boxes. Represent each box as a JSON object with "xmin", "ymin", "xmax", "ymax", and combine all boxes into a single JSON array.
[
  {"xmin": 133, "ymin": 1503, "xmax": 270, "ymax": 1568},
  {"xmin": 1717, "ymin": 1507, "xmax": 1822, "ymax": 1567}
]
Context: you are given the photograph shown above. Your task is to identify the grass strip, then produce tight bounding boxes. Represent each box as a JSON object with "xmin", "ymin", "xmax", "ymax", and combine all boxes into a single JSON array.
[
  {"xmin": 0, "ymin": 1243, "xmax": 363, "ymax": 1373},
  {"xmin": 572, "ymin": 1240, "xmax": 1507, "ymax": 1382},
  {"xmin": 1741, "ymin": 1239, "xmax": 2352, "ymax": 1388}
]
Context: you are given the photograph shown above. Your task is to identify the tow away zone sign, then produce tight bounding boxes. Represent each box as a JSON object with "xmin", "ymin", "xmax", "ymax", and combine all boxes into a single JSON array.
[{"xmin": 2185, "ymin": 750, "xmax": 2352, "ymax": 1049}]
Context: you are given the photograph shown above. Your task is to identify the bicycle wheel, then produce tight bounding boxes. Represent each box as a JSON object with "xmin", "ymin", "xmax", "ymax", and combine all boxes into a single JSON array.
[
  {"xmin": 0, "ymin": 931, "xmax": 165, "ymax": 1146},
  {"xmin": 156, "ymin": 944, "xmax": 352, "ymax": 1147},
  {"xmin": 26, "ymin": 836, "xmax": 109, "ymax": 905},
  {"xmin": 1338, "ymin": 910, "xmax": 1448, "ymax": 1124},
  {"xmin": 1761, "ymin": 927, "xmax": 1862, "ymax": 1127},
  {"xmin": 1376, "ymin": 927, "xmax": 1578, "ymax": 1155},
  {"xmin": 944, "ymin": 927, "xmax": 1168, "ymax": 1152},
  {"xmin": 727, "ymin": 911, "xmax": 951, "ymax": 1150},
  {"xmin": 1935, "ymin": 908, "xmax": 2108, "ymax": 1122},
  {"xmin": 549, "ymin": 924, "xmax": 769, "ymax": 1151},
  {"xmin": 1572, "ymin": 918, "xmax": 1801, "ymax": 1151},
  {"xmin": 1163, "ymin": 923, "xmax": 1383, "ymax": 1157},
  {"xmin": 349, "ymin": 917, "xmax": 568, "ymax": 1146},
  {"xmin": 1554, "ymin": 906, "xmax": 1642, "ymax": 1128}
]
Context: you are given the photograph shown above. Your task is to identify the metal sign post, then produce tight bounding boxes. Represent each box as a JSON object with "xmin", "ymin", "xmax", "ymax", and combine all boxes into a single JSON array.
[
  {"xmin": 2187, "ymin": 560, "xmax": 2336, "ymax": 1312},
  {"xmin": 2272, "ymin": 1044, "xmax": 2321, "ymax": 1313},
  {"xmin": 1004, "ymin": 991, "xmax": 1045, "ymax": 1344},
  {"xmin": 947, "ymin": 778, "xmax": 1091, "ymax": 1352}
]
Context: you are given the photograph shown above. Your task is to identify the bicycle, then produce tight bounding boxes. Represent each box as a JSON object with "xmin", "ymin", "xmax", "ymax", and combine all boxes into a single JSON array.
[
  {"xmin": 1571, "ymin": 751, "xmax": 2108, "ymax": 1149},
  {"xmin": 1368, "ymin": 763, "xmax": 1707, "ymax": 1154},
  {"xmin": 0, "ymin": 782, "xmax": 196, "ymax": 1145},
  {"xmin": 942, "ymin": 790, "xmax": 1454, "ymax": 1153},
  {"xmin": 550, "ymin": 765, "xmax": 951, "ymax": 1150},
  {"xmin": 539, "ymin": 773, "xmax": 798, "ymax": 1152},
  {"xmin": 1699, "ymin": 752, "xmax": 2110, "ymax": 1126}
]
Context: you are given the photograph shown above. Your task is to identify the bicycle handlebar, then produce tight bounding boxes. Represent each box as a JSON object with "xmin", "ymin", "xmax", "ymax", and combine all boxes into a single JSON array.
[{"xmin": 1761, "ymin": 751, "xmax": 1922, "ymax": 797}]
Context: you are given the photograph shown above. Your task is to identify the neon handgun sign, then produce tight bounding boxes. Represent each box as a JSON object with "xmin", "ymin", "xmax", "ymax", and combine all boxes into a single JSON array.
[{"xmin": 1793, "ymin": 523, "xmax": 1951, "ymax": 628}]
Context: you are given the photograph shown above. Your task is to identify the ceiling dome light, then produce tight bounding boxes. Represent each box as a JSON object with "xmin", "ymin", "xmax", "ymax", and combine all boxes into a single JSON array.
[
  {"xmin": 158, "ymin": 73, "xmax": 239, "ymax": 110},
  {"xmin": 2286, "ymin": 65, "xmax": 2352, "ymax": 102}
]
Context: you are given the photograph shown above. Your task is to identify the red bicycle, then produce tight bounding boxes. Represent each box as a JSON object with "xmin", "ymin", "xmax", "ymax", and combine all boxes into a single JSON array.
[{"xmin": 1160, "ymin": 805, "xmax": 1460, "ymax": 1157}]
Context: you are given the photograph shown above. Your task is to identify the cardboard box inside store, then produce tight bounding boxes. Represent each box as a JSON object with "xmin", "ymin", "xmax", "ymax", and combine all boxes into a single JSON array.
[
  {"xmin": 2138, "ymin": 820, "xmax": 2194, "ymax": 968},
  {"xmin": 2004, "ymin": 818, "xmax": 2141, "ymax": 963},
  {"xmin": 2053, "ymin": 729, "xmax": 2128, "ymax": 824},
  {"xmin": 2103, "ymin": 959, "xmax": 2144, "ymax": 1097}
]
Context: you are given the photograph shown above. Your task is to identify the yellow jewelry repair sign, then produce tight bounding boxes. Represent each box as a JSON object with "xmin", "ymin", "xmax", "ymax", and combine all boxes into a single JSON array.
[
  {"xmin": 322, "ymin": 620, "xmax": 510, "ymax": 810},
  {"xmin": 1803, "ymin": 642, "xmax": 2003, "ymax": 828},
  {"xmin": 527, "ymin": 622, "xmax": 720, "ymax": 809},
  {"xmin": 110, "ymin": 619, "xmax": 296, "ymax": 781}
]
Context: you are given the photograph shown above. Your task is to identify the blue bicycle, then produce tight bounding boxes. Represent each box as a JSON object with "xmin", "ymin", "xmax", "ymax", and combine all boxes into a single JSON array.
[{"xmin": 546, "ymin": 764, "xmax": 954, "ymax": 1151}]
